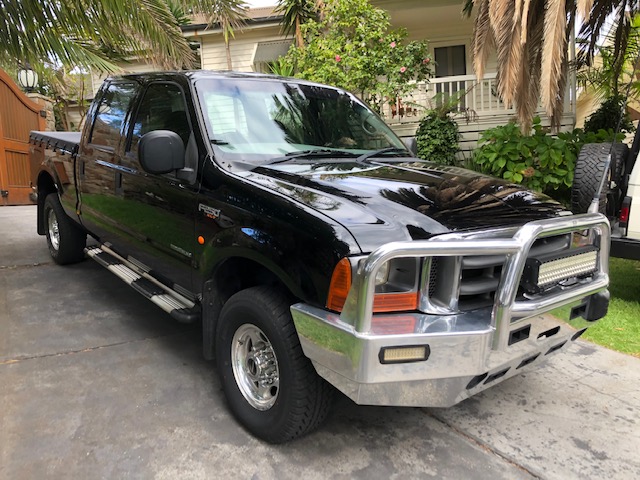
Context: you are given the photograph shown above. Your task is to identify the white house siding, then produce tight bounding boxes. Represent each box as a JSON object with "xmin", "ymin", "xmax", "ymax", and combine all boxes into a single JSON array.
[{"xmin": 198, "ymin": 26, "xmax": 288, "ymax": 72}]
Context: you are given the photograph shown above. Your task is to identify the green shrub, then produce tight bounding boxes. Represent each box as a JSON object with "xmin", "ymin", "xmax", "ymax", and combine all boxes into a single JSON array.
[
  {"xmin": 584, "ymin": 96, "xmax": 634, "ymax": 135},
  {"xmin": 415, "ymin": 111, "xmax": 459, "ymax": 165},
  {"xmin": 470, "ymin": 117, "xmax": 614, "ymax": 201}
]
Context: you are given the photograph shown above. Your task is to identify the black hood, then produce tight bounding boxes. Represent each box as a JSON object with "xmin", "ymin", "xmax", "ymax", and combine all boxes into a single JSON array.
[{"xmin": 241, "ymin": 159, "xmax": 567, "ymax": 252}]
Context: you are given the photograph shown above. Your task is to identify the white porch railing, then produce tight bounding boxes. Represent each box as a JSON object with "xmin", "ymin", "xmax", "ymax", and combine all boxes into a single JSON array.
[{"xmin": 381, "ymin": 72, "xmax": 574, "ymax": 124}]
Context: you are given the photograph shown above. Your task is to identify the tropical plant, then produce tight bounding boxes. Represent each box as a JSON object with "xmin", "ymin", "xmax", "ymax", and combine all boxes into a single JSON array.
[
  {"xmin": 577, "ymin": 14, "xmax": 640, "ymax": 102},
  {"xmin": 0, "ymin": 0, "xmax": 198, "ymax": 72},
  {"xmin": 415, "ymin": 112, "xmax": 460, "ymax": 165},
  {"xmin": 0, "ymin": 0, "xmax": 250, "ymax": 73},
  {"xmin": 283, "ymin": 0, "xmax": 432, "ymax": 113},
  {"xmin": 470, "ymin": 117, "xmax": 617, "ymax": 201},
  {"xmin": 206, "ymin": 0, "xmax": 248, "ymax": 70},
  {"xmin": 462, "ymin": 0, "xmax": 640, "ymax": 133},
  {"xmin": 584, "ymin": 95, "xmax": 635, "ymax": 134},
  {"xmin": 413, "ymin": 90, "xmax": 472, "ymax": 165},
  {"xmin": 269, "ymin": 57, "xmax": 295, "ymax": 77},
  {"xmin": 276, "ymin": 0, "xmax": 318, "ymax": 48}
]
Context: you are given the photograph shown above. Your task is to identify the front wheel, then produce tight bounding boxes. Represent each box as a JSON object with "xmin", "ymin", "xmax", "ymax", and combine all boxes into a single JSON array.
[
  {"xmin": 215, "ymin": 286, "xmax": 333, "ymax": 443},
  {"xmin": 44, "ymin": 193, "xmax": 86, "ymax": 264}
]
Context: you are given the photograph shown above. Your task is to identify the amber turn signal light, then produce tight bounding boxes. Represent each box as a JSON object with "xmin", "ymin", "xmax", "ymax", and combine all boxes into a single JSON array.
[{"xmin": 326, "ymin": 258, "xmax": 352, "ymax": 311}]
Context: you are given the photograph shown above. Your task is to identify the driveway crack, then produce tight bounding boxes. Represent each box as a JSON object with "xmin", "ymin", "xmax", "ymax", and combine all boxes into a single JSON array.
[
  {"xmin": 0, "ymin": 262, "xmax": 53, "ymax": 270},
  {"xmin": 0, "ymin": 329, "xmax": 195, "ymax": 365},
  {"xmin": 423, "ymin": 409, "xmax": 543, "ymax": 479}
]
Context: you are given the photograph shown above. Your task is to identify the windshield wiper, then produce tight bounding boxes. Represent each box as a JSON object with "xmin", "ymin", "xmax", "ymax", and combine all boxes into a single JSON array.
[
  {"xmin": 355, "ymin": 147, "xmax": 409, "ymax": 163},
  {"xmin": 264, "ymin": 148, "xmax": 359, "ymax": 166}
]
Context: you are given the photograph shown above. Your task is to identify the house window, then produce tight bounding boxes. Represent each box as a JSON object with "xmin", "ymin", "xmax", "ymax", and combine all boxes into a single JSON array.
[
  {"xmin": 434, "ymin": 45, "xmax": 467, "ymax": 77},
  {"xmin": 252, "ymin": 40, "xmax": 293, "ymax": 73},
  {"xmin": 433, "ymin": 45, "xmax": 467, "ymax": 109}
]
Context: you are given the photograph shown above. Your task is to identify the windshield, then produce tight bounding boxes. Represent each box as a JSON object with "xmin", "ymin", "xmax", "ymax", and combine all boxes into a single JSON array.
[{"xmin": 195, "ymin": 78, "xmax": 406, "ymax": 164}]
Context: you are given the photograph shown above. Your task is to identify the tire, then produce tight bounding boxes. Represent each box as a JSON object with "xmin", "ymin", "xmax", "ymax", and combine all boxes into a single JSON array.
[
  {"xmin": 610, "ymin": 143, "xmax": 629, "ymax": 187},
  {"xmin": 43, "ymin": 193, "xmax": 86, "ymax": 264},
  {"xmin": 571, "ymin": 143, "xmax": 625, "ymax": 215},
  {"xmin": 215, "ymin": 286, "xmax": 333, "ymax": 443}
]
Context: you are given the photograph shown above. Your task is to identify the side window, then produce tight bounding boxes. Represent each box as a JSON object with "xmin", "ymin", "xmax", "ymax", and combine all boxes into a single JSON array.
[
  {"xmin": 128, "ymin": 83, "xmax": 191, "ymax": 156},
  {"xmin": 89, "ymin": 82, "xmax": 137, "ymax": 148}
]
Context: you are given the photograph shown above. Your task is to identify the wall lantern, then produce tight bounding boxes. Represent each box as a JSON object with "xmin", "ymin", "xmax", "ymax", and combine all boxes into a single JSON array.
[{"xmin": 17, "ymin": 64, "xmax": 39, "ymax": 92}]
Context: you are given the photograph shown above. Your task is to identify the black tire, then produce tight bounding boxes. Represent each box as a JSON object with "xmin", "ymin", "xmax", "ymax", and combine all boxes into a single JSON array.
[
  {"xmin": 571, "ymin": 143, "xmax": 625, "ymax": 215},
  {"xmin": 215, "ymin": 286, "xmax": 333, "ymax": 443},
  {"xmin": 43, "ymin": 193, "xmax": 86, "ymax": 264},
  {"xmin": 610, "ymin": 143, "xmax": 629, "ymax": 187}
]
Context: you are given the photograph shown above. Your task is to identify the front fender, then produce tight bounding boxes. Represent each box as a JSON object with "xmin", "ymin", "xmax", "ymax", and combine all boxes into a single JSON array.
[{"xmin": 199, "ymin": 225, "xmax": 346, "ymax": 307}]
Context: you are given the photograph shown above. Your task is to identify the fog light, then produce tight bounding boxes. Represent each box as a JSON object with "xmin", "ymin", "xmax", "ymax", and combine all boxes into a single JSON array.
[
  {"xmin": 521, "ymin": 246, "xmax": 598, "ymax": 294},
  {"xmin": 379, "ymin": 345, "xmax": 430, "ymax": 364}
]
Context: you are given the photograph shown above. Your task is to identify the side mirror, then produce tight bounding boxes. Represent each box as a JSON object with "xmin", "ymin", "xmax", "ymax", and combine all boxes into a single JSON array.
[
  {"xmin": 401, "ymin": 136, "xmax": 417, "ymax": 157},
  {"xmin": 139, "ymin": 130, "xmax": 185, "ymax": 174}
]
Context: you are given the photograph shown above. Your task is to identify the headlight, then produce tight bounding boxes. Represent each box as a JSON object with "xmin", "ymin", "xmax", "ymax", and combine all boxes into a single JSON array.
[
  {"xmin": 375, "ymin": 261, "xmax": 390, "ymax": 285},
  {"xmin": 326, "ymin": 257, "xmax": 420, "ymax": 313}
]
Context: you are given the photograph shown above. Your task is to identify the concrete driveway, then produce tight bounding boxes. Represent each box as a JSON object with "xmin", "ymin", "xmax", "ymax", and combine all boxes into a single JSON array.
[{"xmin": 1, "ymin": 205, "xmax": 639, "ymax": 479}]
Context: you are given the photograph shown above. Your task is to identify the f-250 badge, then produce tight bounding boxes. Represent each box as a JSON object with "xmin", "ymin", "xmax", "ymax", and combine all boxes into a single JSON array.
[{"xmin": 199, "ymin": 203, "xmax": 221, "ymax": 220}]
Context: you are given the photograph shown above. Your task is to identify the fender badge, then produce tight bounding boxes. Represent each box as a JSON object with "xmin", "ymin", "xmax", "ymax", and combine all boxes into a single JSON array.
[{"xmin": 199, "ymin": 203, "xmax": 220, "ymax": 220}]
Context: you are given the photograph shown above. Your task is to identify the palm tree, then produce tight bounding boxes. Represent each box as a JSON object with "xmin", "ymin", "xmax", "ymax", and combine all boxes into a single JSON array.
[
  {"xmin": 204, "ymin": 0, "xmax": 248, "ymax": 70},
  {"xmin": 0, "ymin": 0, "xmax": 197, "ymax": 72},
  {"xmin": 276, "ymin": 0, "xmax": 317, "ymax": 48},
  {"xmin": 463, "ymin": 0, "xmax": 640, "ymax": 132}
]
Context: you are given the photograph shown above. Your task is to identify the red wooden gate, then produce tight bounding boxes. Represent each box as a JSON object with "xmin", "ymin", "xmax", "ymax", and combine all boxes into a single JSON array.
[{"xmin": 0, "ymin": 69, "xmax": 46, "ymax": 205}]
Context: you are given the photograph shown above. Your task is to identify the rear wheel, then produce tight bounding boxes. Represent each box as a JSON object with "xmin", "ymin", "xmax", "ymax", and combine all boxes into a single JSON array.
[
  {"xmin": 44, "ymin": 193, "xmax": 86, "ymax": 264},
  {"xmin": 215, "ymin": 286, "xmax": 333, "ymax": 443}
]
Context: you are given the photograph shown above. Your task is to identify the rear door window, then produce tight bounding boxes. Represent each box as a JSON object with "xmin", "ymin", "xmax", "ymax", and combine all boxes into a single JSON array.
[{"xmin": 89, "ymin": 82, "xmax": 137, "ymax": 148}]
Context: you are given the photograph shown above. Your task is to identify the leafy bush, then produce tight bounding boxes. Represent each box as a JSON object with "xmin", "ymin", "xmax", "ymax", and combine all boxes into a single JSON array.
[
  {"xmin": 415, "ymin": 112, "xmax": 459, "ymax": 165},
  {"xmin": 282, "ymin": 0, "xmax": 433, "ymax": 113},
  {"xmin": 470, "ymin": 117, "xmax": 614, "ymax": 200},
  {"xmin": 584, "ymin": 95, "xmax": 634, "ymax": 134}
]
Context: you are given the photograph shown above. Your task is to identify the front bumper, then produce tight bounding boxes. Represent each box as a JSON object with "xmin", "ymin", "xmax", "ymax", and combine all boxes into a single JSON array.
[{"xmin": 291, "ymin": 214, "xmax": 610, "ymax": 408}]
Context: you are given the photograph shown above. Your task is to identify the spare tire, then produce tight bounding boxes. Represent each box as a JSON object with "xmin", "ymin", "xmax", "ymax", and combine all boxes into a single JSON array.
[
  {"xmin": 611, "ymin": 142, "xmax": 629, "ymax": 187},
  {"xmin": 571, "ymin": 143, "xmax": 627, "ymax": 214}
]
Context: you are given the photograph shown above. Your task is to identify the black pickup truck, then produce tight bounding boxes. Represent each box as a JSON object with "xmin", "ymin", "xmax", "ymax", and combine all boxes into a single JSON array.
[{"xmin": 32, "ymin": 71, "xmax": 610, "ymax": 443}]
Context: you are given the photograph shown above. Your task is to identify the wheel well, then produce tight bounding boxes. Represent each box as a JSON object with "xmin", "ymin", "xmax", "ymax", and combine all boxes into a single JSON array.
[
  {"xmin": 201, "ymin": 256, "xmax": 299, "ymax": 361},
  {"xmin": 37, "ymin": 173, "xmax": 57, "ymax": 235},
  {"xmin": 213, "ymin": 257, "xmax": 295, "ymax": 304}
]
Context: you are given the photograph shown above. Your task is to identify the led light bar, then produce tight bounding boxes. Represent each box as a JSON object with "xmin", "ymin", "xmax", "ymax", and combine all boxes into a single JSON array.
[
  {"xmin": 521, "ymin": 246, "xmax": 599, "ymax": 294},
  {"xmin": 379, "ymin": 345, "xmax": 430, "ymax": 364}
]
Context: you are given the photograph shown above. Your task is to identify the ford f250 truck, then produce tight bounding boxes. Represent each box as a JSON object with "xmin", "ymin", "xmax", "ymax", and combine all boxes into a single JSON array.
[{"xmin": 31, "ymin": 71, "xmax": 610, "ymax": 443}]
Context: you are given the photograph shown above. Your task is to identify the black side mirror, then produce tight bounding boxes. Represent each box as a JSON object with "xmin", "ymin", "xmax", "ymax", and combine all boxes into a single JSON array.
[{"xmin": 139, "ymin": 130, "xmax": 185, "ymax": 174}]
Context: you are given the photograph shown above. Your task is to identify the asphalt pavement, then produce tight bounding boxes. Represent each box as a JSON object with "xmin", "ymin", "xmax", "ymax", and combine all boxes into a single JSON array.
[{"xmin": 1, "ymin": 205, "xmax": 639, "ymax": 479}]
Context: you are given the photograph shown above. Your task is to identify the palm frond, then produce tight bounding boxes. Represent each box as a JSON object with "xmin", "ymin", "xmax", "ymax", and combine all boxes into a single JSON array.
[
  {"xmin": 0, "ymin": 0, "xmax": 196, "ymax": 72},
  {"xmin": 540, "ymin": 0, "xmax": 567, "ymax": 119},
  {"xmin": 472, "ymin": 0, "xmax": 493, "ymax": 79},
  {"xmin": 576, "ymin": 0, "xmax": 595, "ymax": 19}
]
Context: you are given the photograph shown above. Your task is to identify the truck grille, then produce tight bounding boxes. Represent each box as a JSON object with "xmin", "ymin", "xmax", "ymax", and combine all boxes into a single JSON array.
[{"xmin": 426, "ymin": 234, "xmax": 572, "ymax": 312}]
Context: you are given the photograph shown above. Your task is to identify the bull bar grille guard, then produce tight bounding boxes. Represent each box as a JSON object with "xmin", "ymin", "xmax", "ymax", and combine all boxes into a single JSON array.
[{"xmin": 338, "ymin": 213, "xmax": 610, "ymax": 351}]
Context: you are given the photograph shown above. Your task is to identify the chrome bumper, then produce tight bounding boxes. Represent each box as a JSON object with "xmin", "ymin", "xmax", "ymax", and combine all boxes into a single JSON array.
[{"xmin": 291, "ymin": 214, "xmax": 610, "ymax": 408}]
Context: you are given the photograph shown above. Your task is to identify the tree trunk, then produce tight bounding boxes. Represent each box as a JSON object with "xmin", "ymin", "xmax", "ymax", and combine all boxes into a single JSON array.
[
  {"xmin": 225, "ymin": 39, "xmax": 233, "ymax": 70},
  {"xmin": 295, "ymin": 16, "xmax": 303, "ymax": 49}
]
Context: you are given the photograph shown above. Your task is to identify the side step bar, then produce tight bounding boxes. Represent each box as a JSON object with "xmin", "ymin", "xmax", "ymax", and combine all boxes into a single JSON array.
[{"xmin": 85, "ymin": 245, "xmax": 200, "ymax": 324}]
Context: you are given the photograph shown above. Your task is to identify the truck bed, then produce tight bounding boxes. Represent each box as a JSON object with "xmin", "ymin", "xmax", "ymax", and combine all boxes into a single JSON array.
[{"xmin": 30, "ymin": 131, "xmax": 81, "ymax": 156}]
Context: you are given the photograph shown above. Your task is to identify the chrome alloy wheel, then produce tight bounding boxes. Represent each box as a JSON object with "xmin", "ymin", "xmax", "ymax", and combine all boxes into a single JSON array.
[
  {"xmin": 47, "ymin": 208, "xmax": 60, "ymax": 251},
  {"xmin": 231, "ymin": 324, "xmax": 280, "ymax": 410}
]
